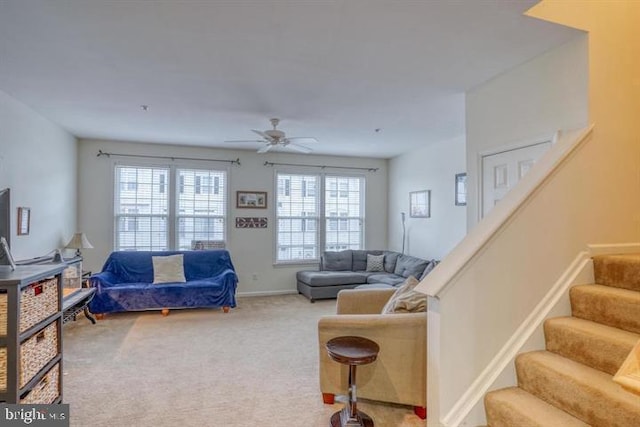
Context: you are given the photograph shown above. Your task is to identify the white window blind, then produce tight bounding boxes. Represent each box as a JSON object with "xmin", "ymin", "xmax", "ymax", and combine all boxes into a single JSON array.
[
  {"xmin": 177, "ymin": 169, "xmax": 227, "ymax": 250},
  {"xmin": 275, "ymin": 172, "xmax": 365, "ymax": 263},
  {"xmin": 276, "ymin": 173, "xmax": 320, "ymax": 262},
  {"xmin": 114, "ymin": 165, "xmax": 227, "ymax": 251},
  {"xmin": 324, "ymin": 176, "xmax": 364, "ymax": 251},
  {"xmin": 114, "ymin": 166, "xmax": 169, "ymax": 251}
]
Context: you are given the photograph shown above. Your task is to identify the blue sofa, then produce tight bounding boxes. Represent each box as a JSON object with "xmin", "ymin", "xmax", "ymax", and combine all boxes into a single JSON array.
[{"xmin": 89, "ymin": 250, "xmax": 238, "ymax": 316}]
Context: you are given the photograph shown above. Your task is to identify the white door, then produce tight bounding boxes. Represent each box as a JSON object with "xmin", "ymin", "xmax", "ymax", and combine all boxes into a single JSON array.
[{"xmin": 481, "ymin": 141, "xmax": 551, "ymax": 217}]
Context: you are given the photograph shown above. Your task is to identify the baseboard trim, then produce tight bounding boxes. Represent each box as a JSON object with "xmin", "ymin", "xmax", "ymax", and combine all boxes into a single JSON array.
[
  {"xmin": 442, "ymin": 250, "xmax": 592, "ymax": 427},
  {"xmin": 237, "ymin": 290, "xmax": 298, "ymax": 297},
  {"xmin": 588, "ymin": 243, "xmax": 640, "ymax": 256}
]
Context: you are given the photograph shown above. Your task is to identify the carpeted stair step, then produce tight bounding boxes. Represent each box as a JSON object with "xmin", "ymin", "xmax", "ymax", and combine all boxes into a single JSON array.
[
  {"xmin": 516, "ymin": 351, "xmax": 640, "ymax": 426},
  {"xmin": 485, "ymin": 387, "xmax": 589, "ymax": 427},
  {"xmin": 593, "ymin": 254, "xmax": 640, "ymax": 291},
  {"xmin": 544, "ymin": 316, "xmax": 640, "ymax": 375},
  {"xmin": 570, "ymin": 284, "xmax": 640, "ymax": 334}
]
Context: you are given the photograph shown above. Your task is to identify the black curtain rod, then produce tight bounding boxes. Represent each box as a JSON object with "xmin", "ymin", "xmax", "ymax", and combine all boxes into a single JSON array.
[
  {"xmin": 263, "ymin": 161, "xmax": 378, "ymax": 172},
  {"xmin": 97, "ymin": 150, "xmax": 241, "ymax": 166}
]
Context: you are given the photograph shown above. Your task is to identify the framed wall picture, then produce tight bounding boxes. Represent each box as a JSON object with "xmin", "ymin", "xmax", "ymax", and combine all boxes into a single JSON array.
[
  {"xmin": 455, "ymin": 173, "xmax": 467, "ymax": 206},
  {"xmin": 410, "ymin": 190, "xmax": 431, "ymax": 218},
  {"xmin": 236, "ymin": 191, "xmax": 267, "ymax": 209},
  {"xmin": 17, "ymin": 207, "xmax": 30, "ymax": 235}
]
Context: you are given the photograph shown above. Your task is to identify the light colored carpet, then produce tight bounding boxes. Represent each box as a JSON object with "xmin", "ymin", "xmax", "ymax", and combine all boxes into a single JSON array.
[{"xmin": 62, "ymin": 294, "xmax": 426, "ymax": 427}]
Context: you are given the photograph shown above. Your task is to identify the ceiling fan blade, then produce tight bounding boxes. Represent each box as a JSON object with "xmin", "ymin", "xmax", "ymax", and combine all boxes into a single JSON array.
[
  {"xmin": 224, "ymin": 139, "xmax": 265, "ymax": 143},
  {"xmin": 287, "ymin": 143, "xmax": 313, "ymax": 154},
  {"xmin": 285, "ymin": 137, "xmax": 318, "ymax": 144},
  {"xmin": 257, "ymin": 144, "xmax": 274, "ymax": 154},
  {"xmin": 252, "ymin": 130, "xmax": 273, "ymax": 141}
]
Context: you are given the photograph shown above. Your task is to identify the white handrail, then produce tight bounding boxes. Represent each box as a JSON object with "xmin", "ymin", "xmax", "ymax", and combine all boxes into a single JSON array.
[{"xmin": 414, "ymin": 124, "xmax": 595, "ymax": 298}]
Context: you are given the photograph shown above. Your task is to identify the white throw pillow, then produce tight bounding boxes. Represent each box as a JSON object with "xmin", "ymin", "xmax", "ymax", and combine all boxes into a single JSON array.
[
  {"xmin": 366, "ymin": 254, "xmax": 385, "ymax": 272},
  {"xmin": 381, "ymin": 276, "xmax": 426, "ymax": 314},
  {"xmin": 152, "ymin": 254, "xmax": 186, "ymax": 284}
]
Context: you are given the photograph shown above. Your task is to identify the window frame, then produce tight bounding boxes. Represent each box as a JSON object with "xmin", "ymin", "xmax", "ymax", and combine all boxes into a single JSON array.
[
  {"xmin": 273, "ymin": 169, "xmax": 365, "ymax": 265},
  {"xmin": 274, "ymin": 171, "xmax": 321, "ymax": 265},
  {"xmin": 175, "ymin": 168, "xmax": 228, "ymax": 251},
  {"xmin": 112, "ymin": 160, "xmax": 229, "ymax": 252},
  {"xmin": 323, "ymin": 174, "xmax": 366, "ymax": 254}
]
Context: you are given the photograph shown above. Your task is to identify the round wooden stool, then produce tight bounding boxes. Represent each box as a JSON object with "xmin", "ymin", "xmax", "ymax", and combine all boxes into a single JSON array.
[{"xmin": 326, "ymin": 336, "xmax": 380, "ymax": 427}]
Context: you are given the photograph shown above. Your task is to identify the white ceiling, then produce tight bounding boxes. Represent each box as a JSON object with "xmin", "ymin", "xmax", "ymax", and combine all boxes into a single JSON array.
[{"xmin": 0, "ymin": 0, "xmax": 579, "ymax": 158}]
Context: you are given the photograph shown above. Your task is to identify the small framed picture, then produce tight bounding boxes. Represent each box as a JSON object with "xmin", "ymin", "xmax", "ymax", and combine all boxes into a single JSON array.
[
  {"xmin": 410, "ymin": 190, "xmax": 431, "ymax": 218},
  {"xmin": 236, "ymin": 191, "xmax": 267, "ymax": 209},
  {"xmin": 17, "ymin": 207, "xmax": 30, "ymax": 235},
  {"xmin": 0, "ymin": 236, "xmax": 16, "ymax": 270},
  {"xmin": 455, "ymin": 173, "xmax": 467, "ymax": 206}
]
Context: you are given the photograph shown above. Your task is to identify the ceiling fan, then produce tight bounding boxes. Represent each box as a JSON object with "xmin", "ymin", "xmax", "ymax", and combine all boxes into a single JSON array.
[{"xmin": 225, "ymin": 118, "xmax": 318, "ymax": 153}]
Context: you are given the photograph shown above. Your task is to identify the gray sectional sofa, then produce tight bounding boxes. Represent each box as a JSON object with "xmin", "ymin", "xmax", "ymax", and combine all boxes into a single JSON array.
[{"xmin": 296, "ymin": 249, "xmax": 438, "ymax": 302}]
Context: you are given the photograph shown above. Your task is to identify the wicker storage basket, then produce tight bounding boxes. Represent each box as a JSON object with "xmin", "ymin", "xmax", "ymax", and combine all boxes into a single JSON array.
[
  {"xmin": 20, "ymin": 362, "xmax": 60, "ymax": 404},
  {"xmin": 19, "ymin": 278, "xmax": 59, "ymax": 333},
  {"xmin": 19, "ymin": 322, "xmax": 58, "ymax": 388},
  {"xmin": 0, "ymin": 347, "xmax": 6, "ymax": 392}
]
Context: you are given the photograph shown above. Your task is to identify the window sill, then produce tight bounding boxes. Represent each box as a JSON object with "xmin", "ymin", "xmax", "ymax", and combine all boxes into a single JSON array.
[{"xmin": 273, "ymin": 260, "xmax": 319, "ymax": 268}]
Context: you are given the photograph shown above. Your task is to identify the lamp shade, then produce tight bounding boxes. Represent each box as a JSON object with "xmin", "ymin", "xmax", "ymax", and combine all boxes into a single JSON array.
[{"xmin": 65, "ymin": 232, "xmax": 94, "ymax": 250}]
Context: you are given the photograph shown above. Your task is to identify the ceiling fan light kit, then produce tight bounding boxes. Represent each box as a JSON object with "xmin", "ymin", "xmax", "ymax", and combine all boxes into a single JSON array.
[{"xmin": 225, "ymin": 118, "xmax": 318, "ymax": 154}]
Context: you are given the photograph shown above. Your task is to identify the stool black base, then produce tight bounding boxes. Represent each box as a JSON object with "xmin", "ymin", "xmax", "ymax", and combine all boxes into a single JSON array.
[{"xmin": 330, "ymin": 407, "xmax": 374, "ymax": 427}]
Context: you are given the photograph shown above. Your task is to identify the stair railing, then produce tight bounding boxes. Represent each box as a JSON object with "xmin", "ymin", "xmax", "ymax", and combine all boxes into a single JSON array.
[{"xmin": 415, "ymin": 124, "xmax": 595, "ymax": 426}]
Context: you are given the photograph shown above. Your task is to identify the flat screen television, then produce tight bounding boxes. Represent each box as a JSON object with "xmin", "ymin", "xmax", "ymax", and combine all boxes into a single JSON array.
[
  {"xmin": 0, "ymin": 188, "xmax": 14, "ymax": 267},
  {"xmin": 0, "ymin": 188, "xmax": 9, "ymax": 245}
]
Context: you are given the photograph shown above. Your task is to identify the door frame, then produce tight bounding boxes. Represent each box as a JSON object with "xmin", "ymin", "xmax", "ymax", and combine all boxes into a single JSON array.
[{"xmin": 477, "ymin": 133, "xmax": 556, "ymax": 222}]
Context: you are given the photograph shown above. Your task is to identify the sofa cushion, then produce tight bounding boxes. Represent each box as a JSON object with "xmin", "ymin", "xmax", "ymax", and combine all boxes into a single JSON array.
[
  {"xmin": 366, "ymin": 273, "xmax": 406, "ymax": 286},
  {"xmin": 394, "ymin": 254, "xmax": 429, "ymax": 279},
  {"xmin": 352, "ymin": 250, "xmax": 383, "ymax": 271},
  {"xmin": 322, "ymin": 250, "xmax": 353, "ymax": 271},
  {"xmin": 355, "ymin": 283, "xmax": 395, "ymax": 290},
  {"xmin": 383, "ymin": 251, "xmax": 400, "ymax": 273},
  {"xmin": 297, "ymin": 271, "xmax": 368, "ymax": 287},
  {"xmin": 381, "ymin": 276, "xmax": 426, "ymax": 314},
  {"xmin": 366, "ymin": 254, "xmax": 385, "ymax": 272},
  {"xmin": 152, "ymin": 254, "xmax": 186, "ymax": 284},
  {"xmin": 419, "ymin": 259, "xmax": 440, "ymax": 281}
]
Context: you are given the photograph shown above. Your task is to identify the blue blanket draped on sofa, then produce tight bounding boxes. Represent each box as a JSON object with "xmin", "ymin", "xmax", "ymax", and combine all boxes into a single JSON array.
[{"xmin": 89, "ymin": 250, "xmax": 238, "ymax": 314}]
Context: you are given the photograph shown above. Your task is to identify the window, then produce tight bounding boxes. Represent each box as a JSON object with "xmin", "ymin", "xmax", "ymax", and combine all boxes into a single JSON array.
[
  {"xmin": 114, "ymin": 166, "xmax": 169, "ymax": 251},
  {"xmin": 176, "ymin": 169, "xmax": 226, "ymax": 250},
  {"xmin": 276, "ymin": 173, "xmax": 319, "ymax": 262},
  {"xmin": 275, "ymin": 172, "xmax": 364, "ymax": 263},
  {"xmin": 114, "ymin": 165, "xmax": 227, "ymax": 251},
  {"xmin": 324, "ymin": 176, "xmax": 364, "ymax": 252}
]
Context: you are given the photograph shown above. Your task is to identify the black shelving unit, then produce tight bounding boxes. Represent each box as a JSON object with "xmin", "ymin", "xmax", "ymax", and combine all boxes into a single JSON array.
[{"xmin": 0, "ymin": 264, "xmax": 66, "ymax": 403}]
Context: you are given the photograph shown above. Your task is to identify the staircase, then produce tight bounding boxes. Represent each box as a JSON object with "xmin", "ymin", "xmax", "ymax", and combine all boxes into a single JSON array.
[{"xmin": 484, "ymin": 254, "xmax": 640, "ymax": 426}]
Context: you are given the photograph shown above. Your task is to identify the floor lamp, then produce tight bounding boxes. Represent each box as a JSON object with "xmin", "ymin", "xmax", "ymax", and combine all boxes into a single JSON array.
[{"xmin": 401, "ymin": 212, "xmax": 406, "ymax": 254}]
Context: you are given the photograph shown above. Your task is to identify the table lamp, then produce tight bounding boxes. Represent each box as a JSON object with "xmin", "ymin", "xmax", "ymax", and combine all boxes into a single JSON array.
[{"xmin": 65, "ymin": 232, "xmax": 94, "ymax": 257}]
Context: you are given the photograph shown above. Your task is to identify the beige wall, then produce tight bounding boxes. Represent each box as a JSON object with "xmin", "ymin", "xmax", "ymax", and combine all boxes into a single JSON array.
[
  {"xmin": 0, "ymin": 90, "xmax": 77, "ymax": 260},
  {"xmin": 77, "ymin": 139, "xmax": 388, "ymax": 295},
  {"xmin": 388, "ymin": 135, "xmax": 466, "ymax": 260},
  {"xmin": 526, "ymin": 0, "xmax": 640, "ymax": 241},
  {"xmin": 466, "ymin": 35, "xmax": 588, "ymax": 229},
  {"xmin": 425, "ymin": 2, "xmax": 640, "ymax": 425}
]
